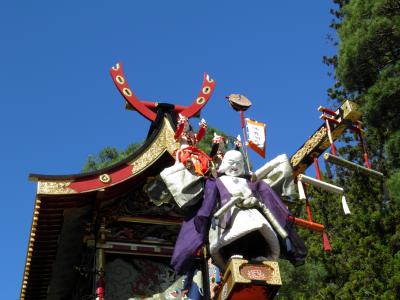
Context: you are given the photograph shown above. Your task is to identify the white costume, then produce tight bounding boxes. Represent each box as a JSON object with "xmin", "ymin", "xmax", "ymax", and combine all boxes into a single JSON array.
[{"xmin": 208, "ymin": 151, "xmax": 280, "ymax": 269}]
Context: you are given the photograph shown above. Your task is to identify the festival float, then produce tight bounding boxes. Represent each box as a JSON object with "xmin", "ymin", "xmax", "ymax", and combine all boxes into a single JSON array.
[{"xmin": 20, "ymin": 63, "xmax": 383, "ymax": 300}]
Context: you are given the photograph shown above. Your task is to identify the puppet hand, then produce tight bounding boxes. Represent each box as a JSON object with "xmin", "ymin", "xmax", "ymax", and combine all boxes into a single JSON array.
[
  {"xmin": 239, "ymin": 196, "xmax": 258, "ymax": 208},
  {"xmin": 199, "ymin": 118, "xmax": 207, "ymax": 128},
  {"xmin": 177, "ymin": 113, "xmax": 188, "ymax": 125}
]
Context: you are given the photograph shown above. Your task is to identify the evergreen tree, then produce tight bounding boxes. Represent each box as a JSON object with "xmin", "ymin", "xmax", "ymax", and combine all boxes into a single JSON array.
[
  {"xmin": 82, "ymin": 143, "xmax": 142, "ymax": 172},
  {"xmin": 279, "ymin": 1, "xmax": 400, "ymax": 298}
]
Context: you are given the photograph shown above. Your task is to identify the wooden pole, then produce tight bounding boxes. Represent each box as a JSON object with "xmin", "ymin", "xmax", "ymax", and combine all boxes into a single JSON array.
[
  {"xmin": 95, "ymin": 220, "xmax": 106, "ymax": 300},
  {"xmin": 239, "ymin": 110, "xmax": 252, "ymax": 172},
  {"xmin": 201, "ymin": 246, "xmax": 211, "ymax": 300}
]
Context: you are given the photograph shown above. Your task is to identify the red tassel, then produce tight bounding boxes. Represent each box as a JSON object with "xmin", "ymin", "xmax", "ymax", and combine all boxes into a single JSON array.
[{"xmin": 322, "ymin": 231, "xmax": 332, "ymax": 251}]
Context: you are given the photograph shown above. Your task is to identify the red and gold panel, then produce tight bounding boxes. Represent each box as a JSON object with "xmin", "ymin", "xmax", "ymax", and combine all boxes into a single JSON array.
[
  {"xmin": 36, "ymin": 117, "xmax": 178, "ymax": 195},
  {"xmin": 217, "ymin": 258, "xmax": 281, "ymax": 300}
]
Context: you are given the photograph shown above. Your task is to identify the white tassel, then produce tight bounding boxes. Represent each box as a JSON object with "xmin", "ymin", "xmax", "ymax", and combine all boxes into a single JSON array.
[
  {"xmin": 342, "ymin": 195, "xmax": 351, "ymax": 215},
  {"xmin": 297, "ymin": 180, "xmax": 306, "ymax": 200}
]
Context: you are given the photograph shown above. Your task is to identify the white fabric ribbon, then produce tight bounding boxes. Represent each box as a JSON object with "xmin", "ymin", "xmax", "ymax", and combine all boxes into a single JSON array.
[
  {"xmin": 297, "ymin": 180, "xmax": 307, "ymax": 200},
  {"xmin": 341, "ymin": 195, "xmax": 351, "ymax": 215}
]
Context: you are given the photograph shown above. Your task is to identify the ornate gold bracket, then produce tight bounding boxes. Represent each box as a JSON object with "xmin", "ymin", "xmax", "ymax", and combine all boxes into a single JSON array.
[{"xmin": 290, "ymin": 100, "xmax": 361, "ymax": 175}]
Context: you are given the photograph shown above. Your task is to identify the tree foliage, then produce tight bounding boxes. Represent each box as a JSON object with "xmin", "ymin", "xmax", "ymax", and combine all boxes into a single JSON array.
[
  {"xmin": 82, "ymin": 143, "xmax": 142, "ymax": 172},
  {"xmin": 335, "ymin": 0, "xmax": 400, "ymax": 209},
  {"xmin": 278, "ymin": 1, "xmax": 400, "ymax": 298},
  {"xmin": 81, "ymin": 125, "xmax": 226, "ymax": 172},
  {"xmin": 197, "ymin": 126, "xmax": 227, "ymax": 155}
]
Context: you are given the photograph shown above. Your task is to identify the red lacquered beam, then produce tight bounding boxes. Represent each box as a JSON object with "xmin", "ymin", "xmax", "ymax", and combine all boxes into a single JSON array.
[
  {"xmin": 313, "ymin": 157, "xmax": 322, "ymax": 180},
  {"xmin": 356, "ymin": 122, "xmax": 371, "ymax": 169},
  {"xmin": 288, "ymin": 216, "xmax": 324, "ymax": 232},
  {"xmin": 321, "ymin": 114, "xmax": 365, "ymax": 137},
  {"xmin": 320, "ymin": 114, "xmax": 340, "ymax": 124},
  {"xmin": 305, "ymin": 199, "xmax": 313, "ymax": 222},
  {"xmin": 318, "ymin": 106, "xmax": 338, "ymax": 116}
]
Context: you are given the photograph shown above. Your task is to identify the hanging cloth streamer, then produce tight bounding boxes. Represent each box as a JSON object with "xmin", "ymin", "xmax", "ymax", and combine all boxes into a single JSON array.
[
  {"xmin": 341, "ymin": 195, "xmax": 351, "ymax": 215},
  {"xmin": 297, "ymin": 180, "xmax": 307, "ymax": 200}
]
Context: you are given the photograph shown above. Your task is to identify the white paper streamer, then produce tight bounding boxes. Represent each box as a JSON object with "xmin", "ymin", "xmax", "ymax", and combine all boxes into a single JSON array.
[
  {"xmin": 297, "ymin": 180, "xmax": 307, "ymax": 200},
  {"xmin": 297, "ymin": 174, "xmax": 351, "ymax": 215},
  {"xmin": 342, "ymin": 195, "xmax": 351, "ymax": 215}
]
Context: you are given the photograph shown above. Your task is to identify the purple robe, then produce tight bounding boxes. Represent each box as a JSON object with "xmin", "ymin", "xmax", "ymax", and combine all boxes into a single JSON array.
[{"xmin": 171, "ymin": 178, "xmax": 306, "ymax": 274}]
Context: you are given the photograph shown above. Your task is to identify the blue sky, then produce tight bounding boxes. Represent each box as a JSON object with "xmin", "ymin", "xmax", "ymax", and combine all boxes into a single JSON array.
[{"xmin": 1, "ymin": 1, "xmax": 336, "ymax": 298}]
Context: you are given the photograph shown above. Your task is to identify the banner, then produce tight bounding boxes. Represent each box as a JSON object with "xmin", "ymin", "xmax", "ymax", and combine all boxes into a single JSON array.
[{"xmin": 245, "ymin": 118, "xmax": 266, "ymax": 158}]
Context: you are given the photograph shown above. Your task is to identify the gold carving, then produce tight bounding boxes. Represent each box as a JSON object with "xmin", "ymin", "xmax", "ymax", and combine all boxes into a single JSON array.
[
  {"xmin": 224, "ymin": 259, "xmax": 281, "ymax": 285},
  {"xmin": 290, "ymin": 126, "xmax": 327, "ymax": 167},
  {"xmin": 131, "ymin": 117, "xmax": 178, "ymax": 175},
  {"xmin": 240, "ymin": 264, "xmax": 274, "ymax": 281},
  {"xmin": 262, "ymin": 261, "xmax": 281, "ymax": 285},
  {"xmin": 341, "ymin": 100, "xmax": 361, "ymax": 122},
  {"xmin": 290, "ymin": 100, "xmax": 362, "ymax": 174},
  {"xmin": 218, "ymin": 258, "xmax": 281, "ymax": 300},
  {"xmin": 37, "ymin": 118, "xmax": 178, "ymax": 195},
  {"xmin": 37, "ymin": 181, "xmax": 75, "ymax": 195},
  {"xmin": 99, "ymin": 173, "xmax": 112, "ymax": 184}
]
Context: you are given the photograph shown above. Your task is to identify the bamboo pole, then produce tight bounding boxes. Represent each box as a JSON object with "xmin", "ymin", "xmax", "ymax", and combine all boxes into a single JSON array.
[
  {"xmin": 323, "ymin": 153, "xmax": 383, "ymax": 179},
  {"xmin": 297, "ymin": 174, "xmax": 344, "ymax": 194}
]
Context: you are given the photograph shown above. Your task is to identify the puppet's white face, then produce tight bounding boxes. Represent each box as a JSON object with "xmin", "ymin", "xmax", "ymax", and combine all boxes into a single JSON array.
[{"xmin": 219, "ymin": 150, "xmax": 245, "ymax": 177}]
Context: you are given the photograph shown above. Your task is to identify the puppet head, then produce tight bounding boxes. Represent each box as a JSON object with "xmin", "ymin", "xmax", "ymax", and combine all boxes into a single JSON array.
[{"xmin": 218, "ymin": 150, "xmax": 245, "ymax": 177}]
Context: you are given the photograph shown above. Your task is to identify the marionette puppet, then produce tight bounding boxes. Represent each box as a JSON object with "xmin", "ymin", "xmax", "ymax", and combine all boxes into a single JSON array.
[
  {"xmin": 167, "ymin": 99, "xmax": 306, "ymax": 276},
  {"xmin": 170, "ymin": 149, "xmax": 307, "ymax": 274},
  {"xmin": 161, "ymin": 115, "xmax": 215, "ymax": 210},
  {"xmin": 173, "ymin": 114, "xmax": 210, "ymax": 176}
]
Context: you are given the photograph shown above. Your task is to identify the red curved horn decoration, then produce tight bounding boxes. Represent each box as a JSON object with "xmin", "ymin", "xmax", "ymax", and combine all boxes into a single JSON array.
[
  {"xmin": 110, "ymin": 63, "xmax": 215, "ymax": 121},
  {"xmin": 110, "ymin": 62, "xmax": 157, "ymax": 122},
  {"xmin": 180, "ymin": 73, "xmax": 216, "ymax": 119}
]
